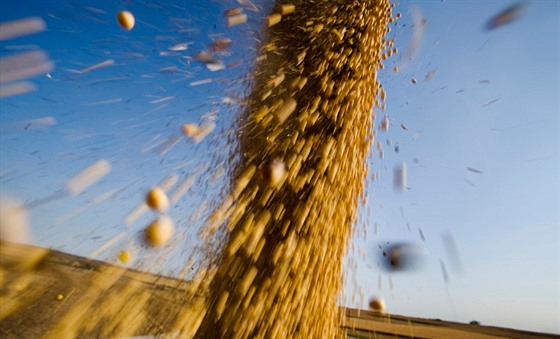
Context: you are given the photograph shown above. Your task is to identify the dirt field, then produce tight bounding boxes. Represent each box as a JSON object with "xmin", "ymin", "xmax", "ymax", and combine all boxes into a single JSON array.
[{"xmin": 1, "ymin": 242, "xmax": 555, "ymax": 338}]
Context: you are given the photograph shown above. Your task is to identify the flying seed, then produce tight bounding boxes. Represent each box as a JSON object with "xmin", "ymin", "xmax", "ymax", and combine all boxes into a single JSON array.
[
  {"xmin": 0, "ymin": 195, "xmax": 30, "ymax": 243},
  {"xmin": 261, "ymin": 159, "xmax": 286, "ymax": 187},
  {"xmin": 379, "ymin": 116, "xmax": 389, "ymax": 131},
  {"xmin": 274, "ymin": 98, "xmax": 297, "ymax": 124},
  {"xmin": 279, "ymin": 4, "xmax": 295, "ymax": 15},
  {"xmin": 0, "ymin": 81, "xmax": 36, "ymax": 98},
  {"xmin": 0, "ymin": 17, "xmax": 46, "ymax": 41},
  {"xmin": 145, "ymin": 215, "xmax": 174, "ymax": 246},
  {"xmin": 210, "ymin": 38, "xmax": 232, "ymax": 53},
  {"xmin": 368, "ymin": 297, "xmax": 386, "ymax": 313},
  {"xmin": 118, "ymin": 251, "xmax": 131, "ymax": 263},
  {"xmin": 227, "ymin": 13, "xmax": 247, "ymax": 27},
  {"xmin": 225, "ymin": 8, "xmax": 243, "ymax": 17},
  {"xmin": 145, "ymin": 187, "xmax": 169, "ymax": 213},
  {"xmin": 485, "ymin": 3, "xmax": 527, "ymax": 31},
  {"xmin": 66, "ymin": 160, "xmax": 111, "ymax": 196},
  {"xmin": 182, "ymin": 123, "xmax": 199, "ymax": 137},
  {"xmin": 267, "ymin": 14, "xmax": 282, "ymax": 27},
  {"xmin": 193, "ymin": 51, "xmax": 214, "ymax": 63},
  {"xmin": 206, "ymin": 61, "xmax": 225, "ymax": 72},
  {"xmin": 117, "ymin": 11, "xmax": 135, "ymax": 30}
]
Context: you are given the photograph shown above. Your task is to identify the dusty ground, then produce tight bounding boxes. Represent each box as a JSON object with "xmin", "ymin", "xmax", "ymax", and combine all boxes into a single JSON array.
[{"xmin": 1, "ymin": 242, "xmax": 556, "ymax": 338}]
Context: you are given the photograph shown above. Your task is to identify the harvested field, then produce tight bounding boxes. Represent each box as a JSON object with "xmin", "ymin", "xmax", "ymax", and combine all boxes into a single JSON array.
[{"xmin": 1, "ymin": 243, "xmax": 556, "ymax": 339}]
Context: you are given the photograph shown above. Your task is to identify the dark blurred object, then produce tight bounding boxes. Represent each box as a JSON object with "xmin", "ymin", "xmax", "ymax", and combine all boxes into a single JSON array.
[
  {"xmin": 485, "ymin": 2, "xmax": 527, "ymax": 31},
  {"xmin": 379, "ymin": 242, "xmax": 426, "ymax": 272},
  {"xmin": 441, "ymin": 232, "xmax": 464, "ymax": 274},
  {"xmin": 392, "ymin": 162, "xmax": 407, "ymax": 192}
]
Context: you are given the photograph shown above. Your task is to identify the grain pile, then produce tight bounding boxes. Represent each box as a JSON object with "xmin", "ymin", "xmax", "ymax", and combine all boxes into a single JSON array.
[{"xmin": 1, "ymin": 0, "xmax": 394, "ymax": 337}]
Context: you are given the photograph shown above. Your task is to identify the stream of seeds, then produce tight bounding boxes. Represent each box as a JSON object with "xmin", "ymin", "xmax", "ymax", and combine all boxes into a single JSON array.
[{"xmin": 192, "ymin": 1, "xmax": 392, "ymax": 337}]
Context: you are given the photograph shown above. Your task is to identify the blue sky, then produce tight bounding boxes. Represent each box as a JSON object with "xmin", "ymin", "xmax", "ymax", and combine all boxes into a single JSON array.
[
  {"xmin": 1, "ymin": 0, "xmax": 558, "ymax": 334},
  {"xmin": 349, "ymin": 0, "xmax": 559, "ymax": 334}
]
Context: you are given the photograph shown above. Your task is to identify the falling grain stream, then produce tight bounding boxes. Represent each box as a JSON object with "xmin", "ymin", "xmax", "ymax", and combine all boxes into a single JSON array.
[{"xmin": 193, "ymin": 1, "xmax": 391, "ymax": 337}]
